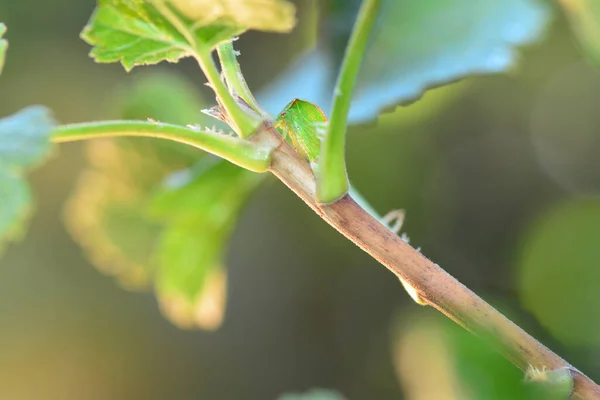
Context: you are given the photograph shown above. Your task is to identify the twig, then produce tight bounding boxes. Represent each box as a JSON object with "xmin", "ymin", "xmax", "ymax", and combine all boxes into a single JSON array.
[{"xmin": 252, "ymin": 122, "xmax": 600, "ymax": 400}]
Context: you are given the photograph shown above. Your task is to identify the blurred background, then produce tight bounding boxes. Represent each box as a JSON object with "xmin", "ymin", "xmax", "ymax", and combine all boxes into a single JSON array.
[{"xmin": 1, "ymin": 0, "xmax": 600, "ymax": 399}]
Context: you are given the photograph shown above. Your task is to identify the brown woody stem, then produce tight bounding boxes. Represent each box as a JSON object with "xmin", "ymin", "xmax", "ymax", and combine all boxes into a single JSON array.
[{"xmin": 251, "ymin": 122, "xmax": 600, "ymax": 400}]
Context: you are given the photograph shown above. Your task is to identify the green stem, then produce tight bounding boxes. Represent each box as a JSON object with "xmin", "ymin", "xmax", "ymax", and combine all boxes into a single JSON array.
[
  {"xmin": 194, "ymin": 48, "xmax": 261, "ymax": 138},
  {"xmin": 152, "ymin": 1, "xmax": 261, "ymax": 138},
  {"xmin": 52, "ymin": 121, "xmax": 273, "ymax": 172},
  {"xmin": 317, "ymin": 0, "xmax": 381, "ymax": 204},
  {"xmin": 217, "ymin": 41, "xmax": 265, "ymax": 116}
]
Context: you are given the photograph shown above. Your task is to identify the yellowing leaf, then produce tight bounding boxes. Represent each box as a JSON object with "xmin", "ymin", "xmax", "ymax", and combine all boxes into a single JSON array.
[
  {"xmin": 64, "ymin": 139, "xmax": 171, "ymax": 288},
  {"xmin": 170, "ymin": 0, "xmax": 296, "ymax": 32},
  {"xmin": 82, "ymin": 0, "xmax": 295, "ymax": 71}
]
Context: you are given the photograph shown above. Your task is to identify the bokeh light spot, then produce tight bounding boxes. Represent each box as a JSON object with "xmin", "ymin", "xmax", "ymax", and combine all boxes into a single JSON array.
[{"xmin": 518, "ymin": 198, "xmax": 600, "ymax": 347}]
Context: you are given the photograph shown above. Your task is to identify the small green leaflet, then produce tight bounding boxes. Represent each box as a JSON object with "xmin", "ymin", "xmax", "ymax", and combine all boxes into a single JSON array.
[
  {"xmin": 0, "ymin": 23, "xmax": 7, "ymax": 75},
  {"xmin": 0, "ymin": 106, "xmax": 56, "ymax": 253},
  {"xmin": 82, "ymin": 0, "xmax": 295, "ymax": 71},
  {"xmin": 275, "ymin": 99, "xmax": 327, "ymax": 164}
]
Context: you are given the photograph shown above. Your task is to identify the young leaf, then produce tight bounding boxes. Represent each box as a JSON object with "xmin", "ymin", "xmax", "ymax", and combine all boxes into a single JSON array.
[
  {"xmin": 559, "ymin": 0, "xmax": 600, "ymax": 64},
  {"xmin": 170, "ymin": 0, "xmax": 296, "ymax": 33},
  {"xmin": 148, "ymin": 160, "xmax": 263, "ymax": 329},
  {"xmin": 0, "ymin": 106, "xmax": 56, "ymax": 252},
  {"xmin": 81, "ymin": 0, "xmax": 245, "ymax": 71},
  {"xmin": 0, "ymin": 23, "xmax": 7, "ymax": 75}
]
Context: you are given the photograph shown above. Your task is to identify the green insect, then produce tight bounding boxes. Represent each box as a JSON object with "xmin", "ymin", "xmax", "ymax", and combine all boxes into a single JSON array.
[{"xmin": 274, "ymin": 99, "xmax": 327, "ymax": 166}]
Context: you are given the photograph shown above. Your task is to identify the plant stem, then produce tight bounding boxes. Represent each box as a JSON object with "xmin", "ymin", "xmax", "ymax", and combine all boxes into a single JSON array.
[
  {"xmin": 51, "ymin": 121, "xmax": 273, "ymax": 172},
  {"xmin": 251, "ymin": 123, "xmax": 600, "ymax": 400},
  {"xmin": 217, "ymin": 41, "xmax": 265, "ymax": 116},
  {"xmin": 317, "ymin": 0, "xmax": 380, "ymax": 204},
  {"xmin": 152, "ymin": 1, "xmax": 261, "ymax": 138},
  {"xmin": 194, "ymin": 48, "xmax": 260, "ymax": 138}
]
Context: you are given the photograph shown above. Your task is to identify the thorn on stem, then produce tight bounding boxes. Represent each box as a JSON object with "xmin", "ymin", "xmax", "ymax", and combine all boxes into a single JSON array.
[
  {"xmin": 400, "ymin": 232, "xmax": 410, "ymax": 244},
  {"xmin": 399, "ymin": 277, "xmax": 427, "ymax": 306}
]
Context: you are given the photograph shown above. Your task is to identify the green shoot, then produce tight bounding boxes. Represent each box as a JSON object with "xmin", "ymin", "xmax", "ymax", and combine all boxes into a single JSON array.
[
  {"xmin": 317, "ymin": 0, "xmax": 381, "ymax": 204},
  {"xmin": 52, "ymin": 121, "xmax": 274, "ymax": 172},
  {"xmin": 217, "ymin": 41, "xmax": 265, "ymax": 116}
]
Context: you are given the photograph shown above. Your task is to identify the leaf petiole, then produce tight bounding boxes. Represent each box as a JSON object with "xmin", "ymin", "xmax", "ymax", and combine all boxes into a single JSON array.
[
  {"xmin": 52, "ymin": 121, "xmax": 273, "ymax": 172},
  {"xmin": 193, "ymin": 47, "xmax": 262, "ymax": 138},
  {"xmin": 151, "ymin": 1, "xmax": 262, "ymax": 138},
  {"xmin": 217, "ymin": 41, "xmax": 265, "ymax": 116},
  {"xmin": 317, "ymin": 0, "xmax": 381, "ymax": 204}
]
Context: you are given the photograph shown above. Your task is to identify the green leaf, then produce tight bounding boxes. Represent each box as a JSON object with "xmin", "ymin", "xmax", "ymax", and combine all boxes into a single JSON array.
[
  {"xmin": 65, "ymin": 72, "xmax": 266, "ymax": 329},
  {"xmin": 81, "ymin": 0, "xmax": 245, "ymax": 71},
  {"xmin": 0, "ymin": 23, "xmax": 7, "ymax": 75},
  {"xmin": 559, "ymin": 0, "xmax": 600, "ymax": 64},
  {"xmin": 0, "ymin": 106, "xmax": 56, "ymax": 253},
  {"xmin": 170, "ymin": 0, "xmax": 296, "ymax": 33},
  {"xmin": 148, "ymin": 160, "xmax": 262, "ymax": 329},
  {"xmin": 258, "ymin": 0, "xmax": 549, "ymax": 124},
  {"xmin": 348, "ymin": 0, "xmax": 550, "ymax": 123}
]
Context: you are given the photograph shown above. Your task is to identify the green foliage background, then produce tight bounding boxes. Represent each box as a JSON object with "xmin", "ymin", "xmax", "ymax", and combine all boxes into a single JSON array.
[{"xmin": 1, "ymin": 0, "xmax": 600, "ymax": 398}]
